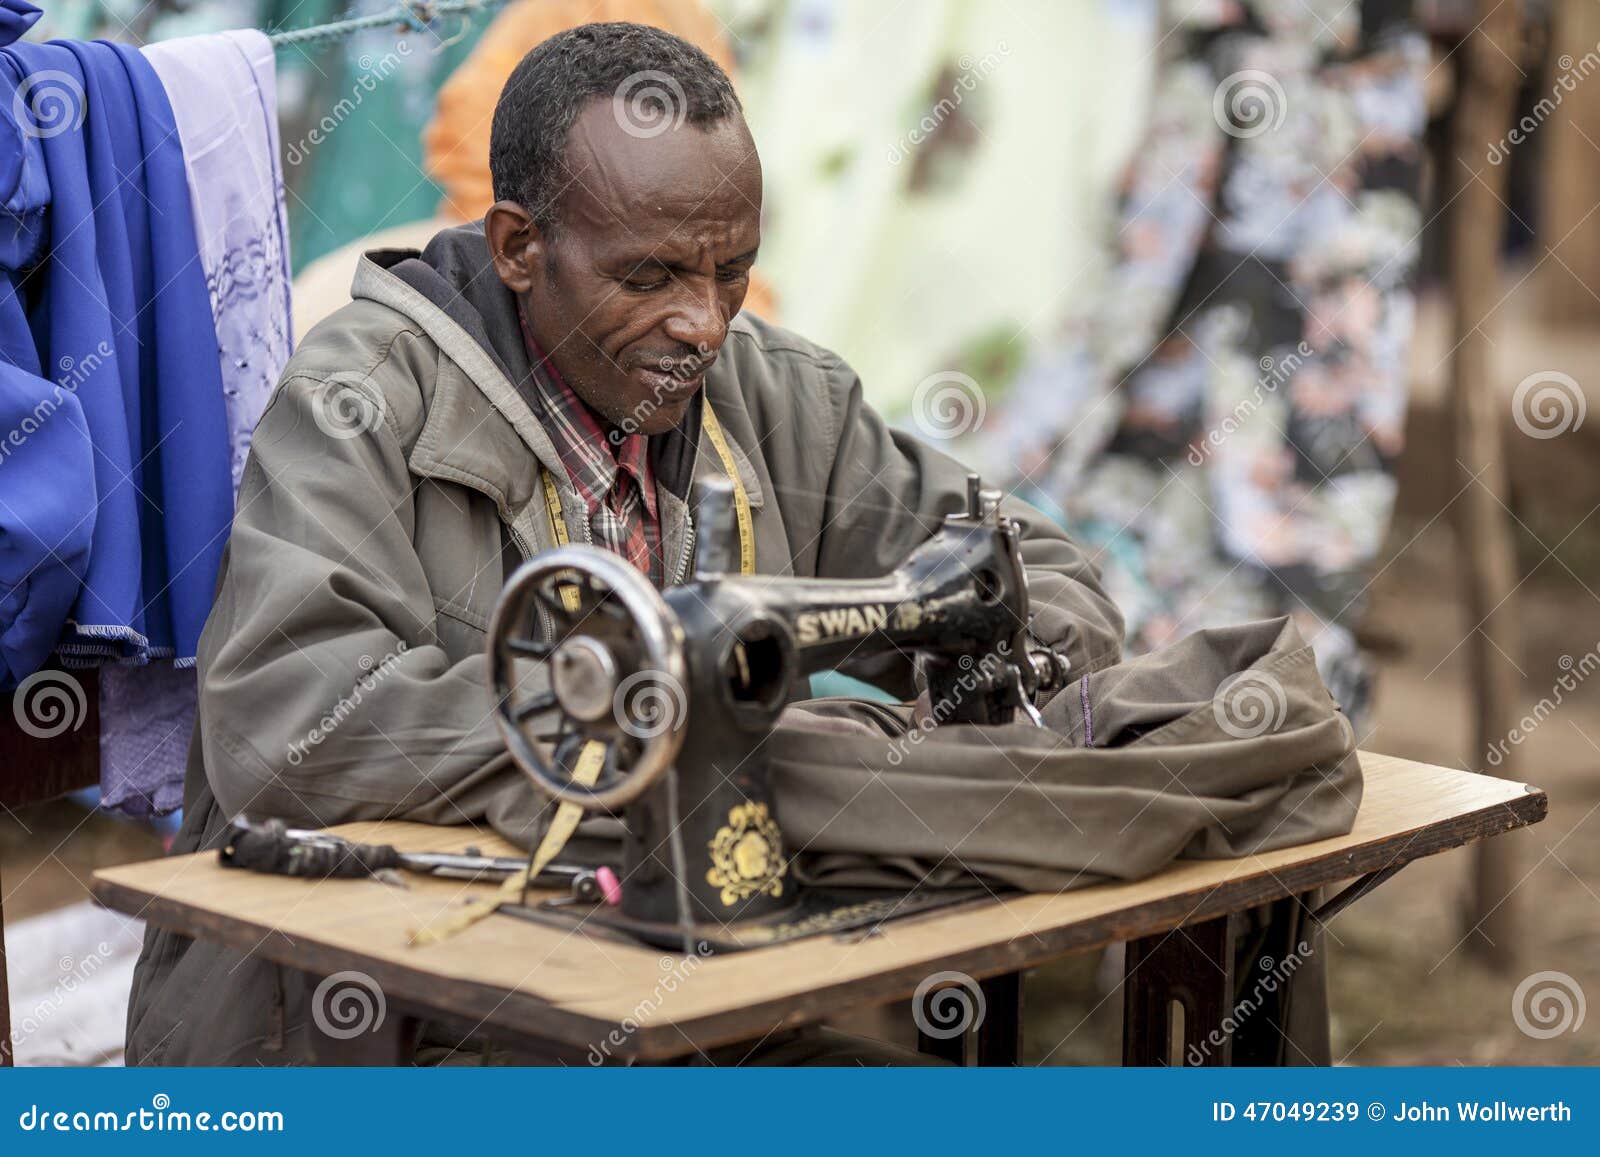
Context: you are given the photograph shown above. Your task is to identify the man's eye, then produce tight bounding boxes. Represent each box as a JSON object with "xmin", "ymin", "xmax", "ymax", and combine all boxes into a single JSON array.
[
  {"xmin": 715, "ymin": 268, "xmax": 750, "ymax": 283},
  {"xmin": 623, "ymin": 276, "xmax": 669, "ymax": 292}
]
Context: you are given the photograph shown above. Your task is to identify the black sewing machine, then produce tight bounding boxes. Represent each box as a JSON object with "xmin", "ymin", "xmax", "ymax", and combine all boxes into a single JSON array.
[{"xmin": 486, "ymin": 475, "xmax": 1071, "ymax": 952}]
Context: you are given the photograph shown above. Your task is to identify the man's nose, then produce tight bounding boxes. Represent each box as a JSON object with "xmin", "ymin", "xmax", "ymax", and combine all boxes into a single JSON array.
[{"xmin": 662, "ymin": 279, "xmax": 726, "ymax": 353}]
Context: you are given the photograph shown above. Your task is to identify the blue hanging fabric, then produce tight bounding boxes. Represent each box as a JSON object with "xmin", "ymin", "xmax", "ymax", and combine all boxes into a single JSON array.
[
  {"xmin": 0, "ymin": 0, "xmax": 95, "ymax": 686},
  {"xmin": 0, "ymin": 0, "xmax": 234, "ymax": 682},
  {"xmin": 0, "ymin": 0, "xmax": 36, "ymax": 43}
]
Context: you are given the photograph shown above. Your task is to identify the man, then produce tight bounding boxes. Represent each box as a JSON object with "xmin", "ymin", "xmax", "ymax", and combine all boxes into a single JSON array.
[{"xmin": 126, "ymin": 22, "xmax": 1122, "ymax": 1065}]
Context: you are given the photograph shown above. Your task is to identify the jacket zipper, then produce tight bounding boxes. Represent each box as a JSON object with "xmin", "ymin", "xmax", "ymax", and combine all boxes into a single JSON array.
[
  {"xmin": 520, "ymin": 420, "xmax": 703, "ymax": 634},
  {"xmin": 505, "ymin": 519, "xmax": 555, "ymax": 643},
  {"xmin": 672, "ymin": 517, "xmax": 696, "ymax": 586},
  {"xmin": 670, "ymin": 426, "xmax": 705, "ymax": 585}
]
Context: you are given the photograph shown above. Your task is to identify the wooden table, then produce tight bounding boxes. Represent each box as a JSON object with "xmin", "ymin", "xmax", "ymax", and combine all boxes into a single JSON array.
[{"xmin": 92, "ymin": 752, "xmax": 1547, "ymax": 1065}]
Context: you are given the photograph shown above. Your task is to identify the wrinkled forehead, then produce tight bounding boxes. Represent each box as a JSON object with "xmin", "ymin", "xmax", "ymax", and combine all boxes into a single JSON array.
[{"xmin": 553, "ymin": 100, "xmax": 762, "ymax": 250}]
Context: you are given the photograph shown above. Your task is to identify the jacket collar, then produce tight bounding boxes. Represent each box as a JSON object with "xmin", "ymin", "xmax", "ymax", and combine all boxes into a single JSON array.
[
  {"xmin": 350, "ymin": 245, "xmax": 764, "ymax": 572},
  {"xmin": 352, "ymin": 250, "xmax": 564, "ymax": 527}
]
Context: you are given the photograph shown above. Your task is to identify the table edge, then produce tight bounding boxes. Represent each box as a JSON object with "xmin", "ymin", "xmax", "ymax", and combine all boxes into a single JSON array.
[{"xmin": 93, "ymin": 780, "xmax": 1548, "ymax": 1061}]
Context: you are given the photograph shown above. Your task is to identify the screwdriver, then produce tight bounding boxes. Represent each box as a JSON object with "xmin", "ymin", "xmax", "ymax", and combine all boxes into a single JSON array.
[{"xmin": 219, "ymin": 816, "xmax": 621, "ymax": 905}]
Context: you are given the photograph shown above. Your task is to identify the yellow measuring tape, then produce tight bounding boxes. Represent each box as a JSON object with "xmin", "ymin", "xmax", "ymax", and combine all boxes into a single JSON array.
[
  {"xmin": 411, "ymin": 397, "xmax": 752, "ymax": 945},
  {"xmin": 409, "ymin": 745, "xmax": 605, "ymax": 946},
  {"xmin": 700, "ymin": 402, "xmax": 756, "ymax": 576},
  {"xmin": 532, "ymin": 395, "xmax": 754, "ymax": 860}
]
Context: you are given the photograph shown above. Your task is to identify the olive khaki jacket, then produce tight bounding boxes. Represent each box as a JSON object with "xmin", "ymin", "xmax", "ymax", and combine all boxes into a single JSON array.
[{"xmin": 125, "ymin": 225, "xmax": 1124, "ymax": 1065}]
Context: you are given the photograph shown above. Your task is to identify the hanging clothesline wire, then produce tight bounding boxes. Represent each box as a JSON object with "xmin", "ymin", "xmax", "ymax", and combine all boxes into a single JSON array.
[{"xmin": 268, "ymin": 0, "xmax": 509, "ymax": 49}]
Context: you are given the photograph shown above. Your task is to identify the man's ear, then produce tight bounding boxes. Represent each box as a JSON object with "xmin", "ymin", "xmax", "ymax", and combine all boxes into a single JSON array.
[{"xmin": 485, "ymin": 200, "xmax": 545, "ymax": 294}]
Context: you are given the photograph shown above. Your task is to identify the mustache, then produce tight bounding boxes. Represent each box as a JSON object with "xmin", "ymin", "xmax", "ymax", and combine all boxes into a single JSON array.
[{"xmin": 631, "ymin": 345, "xmax": 719, "ymax": 377}]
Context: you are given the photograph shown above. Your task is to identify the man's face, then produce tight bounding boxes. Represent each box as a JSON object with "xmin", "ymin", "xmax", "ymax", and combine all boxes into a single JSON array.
[{"xmin": 487, "ymin": 101, "xmax": 763, "ymax": 436}]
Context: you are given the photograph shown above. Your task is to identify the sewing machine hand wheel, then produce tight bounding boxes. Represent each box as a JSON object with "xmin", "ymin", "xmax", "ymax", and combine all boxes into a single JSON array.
[{"xmin": 488, "ymin": 547, "xmax": 687, "ymax": 811}]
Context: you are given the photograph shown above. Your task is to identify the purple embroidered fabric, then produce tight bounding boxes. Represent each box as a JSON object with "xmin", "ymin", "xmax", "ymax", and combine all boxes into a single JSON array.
[{"xmin": 98, "ymin": 30, "xmax": 292, "ymax": 817}]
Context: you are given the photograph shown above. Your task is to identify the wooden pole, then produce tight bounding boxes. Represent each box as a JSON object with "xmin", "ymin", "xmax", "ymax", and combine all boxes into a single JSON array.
[
  {"xmin": 1539, "ymin": 0, "xmax": 1600, "ymax": 325},
  {"xmin": 1446, "ymin": 0, "xmax": 1525, "ymax": 971}
]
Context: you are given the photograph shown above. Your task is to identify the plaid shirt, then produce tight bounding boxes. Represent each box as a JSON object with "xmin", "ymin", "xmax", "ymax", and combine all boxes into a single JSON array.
[{"xmin": 520, "ymin": 319, "xmax": 662, "ymax": 585}]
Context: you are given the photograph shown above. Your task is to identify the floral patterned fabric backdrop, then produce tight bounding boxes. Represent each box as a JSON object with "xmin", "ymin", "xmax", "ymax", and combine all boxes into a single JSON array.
[{"xmin": 984, "ymin": 0, "xmax": 1428, "ymax": 728}]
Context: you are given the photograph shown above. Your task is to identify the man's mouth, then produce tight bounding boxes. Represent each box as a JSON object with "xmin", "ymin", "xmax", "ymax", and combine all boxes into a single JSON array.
[
  {"xmin": 632, "ymin": 351, "xmax": 718, "ymax": 394},
  {"xmin": 632, "ymin": 365, "xmax": 700, "ymax": 394}
]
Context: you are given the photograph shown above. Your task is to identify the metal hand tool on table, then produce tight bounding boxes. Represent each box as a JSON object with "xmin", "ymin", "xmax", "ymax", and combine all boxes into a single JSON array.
[{"xmin": 218, "ymin": 816, "xmax": 621, "ymax": 905}]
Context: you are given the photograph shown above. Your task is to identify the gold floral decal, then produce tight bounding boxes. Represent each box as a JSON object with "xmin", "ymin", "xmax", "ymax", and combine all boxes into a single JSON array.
[{"xmin": 706, "ymin": 801, "xmax": 786, "ymax": 907}]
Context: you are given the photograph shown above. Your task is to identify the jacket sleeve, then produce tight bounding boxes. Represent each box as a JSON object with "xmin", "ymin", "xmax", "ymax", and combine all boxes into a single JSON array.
[
  {"xmin": 811, "ymin": 364, "xmax": 1125, "ymax": 698},
  {"xmin": 195, "ymin": 370, "xmax": 542, "ymax": 838}
]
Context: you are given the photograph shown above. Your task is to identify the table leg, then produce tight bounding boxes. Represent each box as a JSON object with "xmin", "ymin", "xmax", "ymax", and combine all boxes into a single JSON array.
[
  {"xmin": 915, "ymin": 970, "xmax": 1024, "ymax": 1065},
  {"xmin": 304, "ymin": 972, "xmax": 421, "ymax": 1065},
  {"xmin": 975, "ymin": 972, "xmax": 1022, "ymax": 1066},
  {"xmin": 915, "ymin": 1014, "xmax": 969, "ymax": 1065},
  {"xmin": 307, "ymin": 1010, "xmax": 421, "ymax": 1065},
  {"xmin": 1230, "ymin": 893, "xmax": 1333, "ymax": 1066},
  {"xmin": 1123, "ymin": 914, "xmax": 1237, "ymax": 1066}
]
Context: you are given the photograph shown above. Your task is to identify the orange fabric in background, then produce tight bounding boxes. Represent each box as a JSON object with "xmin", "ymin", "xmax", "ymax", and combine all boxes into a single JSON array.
[{"xmin": 423, "ymin": 0, "xmax": 775, "ymax": 319}]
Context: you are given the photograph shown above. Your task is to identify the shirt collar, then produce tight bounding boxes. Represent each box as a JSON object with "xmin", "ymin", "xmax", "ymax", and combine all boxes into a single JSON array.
[{"xmin": 518, "ymin": 307, "xmax": 657, "ymax": 520}]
